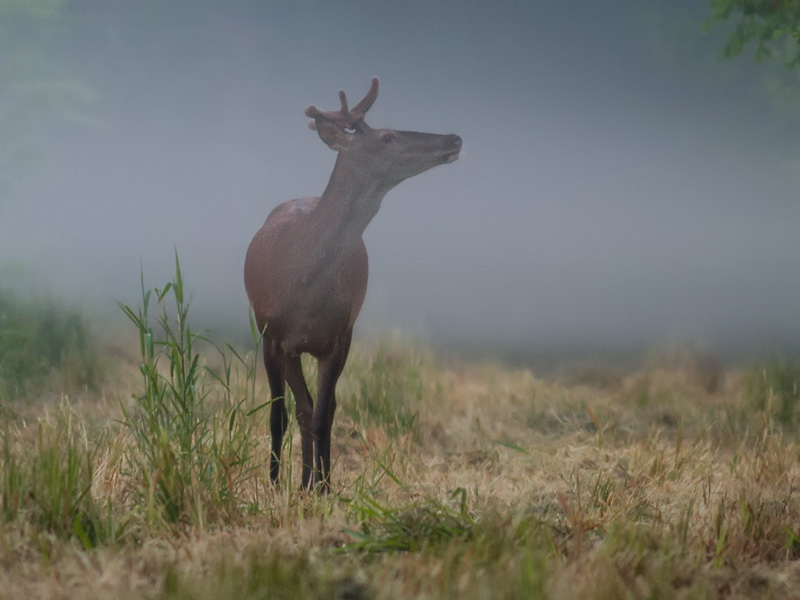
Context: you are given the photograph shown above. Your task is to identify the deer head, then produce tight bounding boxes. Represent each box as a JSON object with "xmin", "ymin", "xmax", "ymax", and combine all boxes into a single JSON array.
[{"xmin": 305, "ymin": 77, "xmax": 461, "ymax": 187}]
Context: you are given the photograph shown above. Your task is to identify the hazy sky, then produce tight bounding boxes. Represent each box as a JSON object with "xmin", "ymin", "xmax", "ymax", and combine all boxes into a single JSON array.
[{"xmin": 2, "ymin": 0, "xmax": 799, "ymax": 360}]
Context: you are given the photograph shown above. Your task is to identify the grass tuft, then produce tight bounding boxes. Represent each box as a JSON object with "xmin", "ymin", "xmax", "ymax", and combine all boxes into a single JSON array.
[
  {"xmin": 0, "ymin": 401, "xmax": 118, "ymax": 548},
  {"xmin": 340, "ymin": 344, "xmax": 423, "ymax": 441},
  {"xmin": 157, "ymin": 548, "xmax": 371, "ymax": 600},
  {"xmin": 117, "ymin": 252, "xmax": 267, "ymax": 527},
  {"xmin": 341, "ymin": 488, "xmax": 475, "ymax": 554},
  {"xmin": 744, "ymin": 358, "xmax": 800, "ymax": 428}
]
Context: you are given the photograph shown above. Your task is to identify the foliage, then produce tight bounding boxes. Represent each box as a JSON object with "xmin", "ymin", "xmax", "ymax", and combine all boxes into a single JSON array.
[
  {"xmin": 0, "ymin": 286, "xmax": 100, "ymax": 399},
  {"xmin": 341, "ymin": 345, "xmax": 423, "ymax": 441},
  {"xmin": 0, "ymin": 0, "xmax": 64, "ymax": 19},
  {"xmin": 707, "ymin": 0, "xmax": 800, "ymax": 67},
  {"xmin": 744, "ymin": 358, "xmax": 800, "ymax": 426},
  {"xmin": 3, "ymin": 270, "xmax": 800, "ymax": 598},
  {"xmin": 0, "ymin": 0, "xmax": 95, "ymax": 191},
  {"xmin": 1, "ymin": 340, "xmax": 800, "ymax": 597},
  {"xmin": 157, "ymin": 551, "xmax": 368, "ymax": 600},
  {"xmin": 1, "ymin": 404, "xmax": 117, "ymax": 548},
  {"xmin": 118, "ymin": 253, "xmax": 266, "ymax": 526},
  {"xmin": 342, "ymin": 489, "xmax": 475, "ymax": 554}
]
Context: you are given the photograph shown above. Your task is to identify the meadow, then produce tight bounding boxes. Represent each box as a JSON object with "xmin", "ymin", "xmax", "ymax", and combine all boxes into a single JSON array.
[{"xmin": 0, "ymin": 263, "xmax": 799, "ymax": 599}]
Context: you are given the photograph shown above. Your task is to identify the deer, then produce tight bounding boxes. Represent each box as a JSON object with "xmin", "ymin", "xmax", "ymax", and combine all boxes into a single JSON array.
[{"xmin": 244, "ymin": 77, "xmax": 461, "ymax": 492}]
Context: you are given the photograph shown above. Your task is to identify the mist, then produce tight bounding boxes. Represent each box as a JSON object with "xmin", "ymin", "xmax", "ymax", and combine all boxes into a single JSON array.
[{"xmin": 2, "ymin": 0, "xmax": 799, "ymax": 364}]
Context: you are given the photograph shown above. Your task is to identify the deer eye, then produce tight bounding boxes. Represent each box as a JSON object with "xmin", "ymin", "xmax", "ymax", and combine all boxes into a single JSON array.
[{"xmin": 381, "ymin": 133, "xmax": 395, "ymax": 144}]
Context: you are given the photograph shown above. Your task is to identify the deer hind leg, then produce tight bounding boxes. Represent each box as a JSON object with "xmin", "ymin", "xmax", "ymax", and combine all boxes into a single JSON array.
[
  {"xmin": 314, "ymin": 330, "xmax": 353, "ymax": 492},
  {"xmin": 263, "ymin": 341, "xmax": 287, "ymax": 485},
  {"xmin": 285, "ymin": 355, "xmax": 315, "ymax": 489}
]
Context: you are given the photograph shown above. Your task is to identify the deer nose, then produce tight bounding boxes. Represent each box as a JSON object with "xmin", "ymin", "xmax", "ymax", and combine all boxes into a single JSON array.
[{"xmin": 447, "ymin": 135, "xmax": 462, "ymax": 149}]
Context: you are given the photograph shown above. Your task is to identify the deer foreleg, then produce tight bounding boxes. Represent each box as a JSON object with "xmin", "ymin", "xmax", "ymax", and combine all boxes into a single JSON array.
[
  {"xmin": 314, "ymin": 330, "xmax": 353, "ymax": 492},
  {"xmin": 264, "ymin": 343, "xmax": 287, "ymax": 485},
  {"xmin": 285, "ymin": 355, "xmax": 315, "ymax": 489}
]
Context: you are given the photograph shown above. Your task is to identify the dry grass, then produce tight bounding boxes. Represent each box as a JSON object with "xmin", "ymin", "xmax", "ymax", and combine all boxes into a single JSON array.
[{"xmin": 1, "ymin": 339, "xmax": 800, "ymax": 599}]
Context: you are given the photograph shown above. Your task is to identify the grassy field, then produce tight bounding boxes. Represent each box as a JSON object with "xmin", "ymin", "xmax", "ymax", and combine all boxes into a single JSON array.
[{"xmin": 1, "ymin": 274, "xmax": 799, "ymax": 598}]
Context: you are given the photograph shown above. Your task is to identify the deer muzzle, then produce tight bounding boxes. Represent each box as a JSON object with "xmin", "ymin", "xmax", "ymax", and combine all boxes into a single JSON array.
[{"xmin": 441, "ymin": 134, "xmax": 462, "ymax": 163}]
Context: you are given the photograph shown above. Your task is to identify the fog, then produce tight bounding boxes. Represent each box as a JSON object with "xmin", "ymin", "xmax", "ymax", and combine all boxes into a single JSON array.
[{"xmin": 2, "ymin": 0, "xmax": 799, "ymax": 363}]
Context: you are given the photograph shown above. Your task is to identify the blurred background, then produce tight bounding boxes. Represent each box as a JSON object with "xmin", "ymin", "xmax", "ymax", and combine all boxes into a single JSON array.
[{"xmin": 1, "ymin": 0, "xmax": 799, "ymax": 368}]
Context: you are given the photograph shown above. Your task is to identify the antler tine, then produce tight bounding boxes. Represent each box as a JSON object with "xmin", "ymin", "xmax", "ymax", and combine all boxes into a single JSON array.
[
  {"xmin": 304, "ymin": 77, "xmax": 380, "ymax": 130},
  {"xmin": 304, "ymin": 99, "xmax": 354, "ymax": 130},
  {"xmin": 351, "ymin": 77, "xmax": 379, "ymax": 119},
  {"xmin": 338, "ymin": 90, "xmax": 349, "ymax": 116},
  {"xmin": 304, "ymin": 104, "xmax": 322, "ymax": 129}
]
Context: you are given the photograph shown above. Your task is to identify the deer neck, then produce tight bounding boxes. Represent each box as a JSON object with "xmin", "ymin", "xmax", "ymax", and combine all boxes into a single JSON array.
[{"xmin": 304, "ymin": 153, "xmax": 392, "ymax": 276}]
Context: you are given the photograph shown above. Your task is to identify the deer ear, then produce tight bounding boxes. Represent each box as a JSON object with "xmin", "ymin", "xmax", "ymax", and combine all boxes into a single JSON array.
[{"xmin": 314, "ymin": 117, "xmax": 350, "ymax": 151}]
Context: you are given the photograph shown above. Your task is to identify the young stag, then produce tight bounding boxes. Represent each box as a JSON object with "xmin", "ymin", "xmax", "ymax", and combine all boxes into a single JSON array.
[{"xmin": 244, "ymin": 77, "xmax": 461, "ymax": 491}]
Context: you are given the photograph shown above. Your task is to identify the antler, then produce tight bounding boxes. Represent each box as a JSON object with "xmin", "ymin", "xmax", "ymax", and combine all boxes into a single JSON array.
[{"xmin": 305, "ymin": 77, "xmax": 379, "ymax": 130}]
